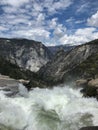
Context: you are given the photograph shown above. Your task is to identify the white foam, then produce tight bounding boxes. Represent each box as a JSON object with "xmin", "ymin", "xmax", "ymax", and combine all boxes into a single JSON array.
[
  {"xmin": 18, "ymin": 83, "xmax": 28, "ymax": 97},
  {"xmin": 0, "ymin": 86, "xmax": 98, "ymax": 130}
]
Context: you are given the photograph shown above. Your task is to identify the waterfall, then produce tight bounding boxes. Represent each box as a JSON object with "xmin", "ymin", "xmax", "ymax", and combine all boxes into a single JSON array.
[{"xmin": 0, "ymin": 85, "xmax": 98, "ymax": 130}]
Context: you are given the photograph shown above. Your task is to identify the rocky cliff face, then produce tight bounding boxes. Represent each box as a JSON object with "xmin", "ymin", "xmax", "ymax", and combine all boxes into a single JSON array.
[
  {"xmin": 0, "ymin": 38, "xmax": 52, "ymax": 72},
  {"xmin": 0, "ymin": 55, "xmax": 47, "ymax": 89},
  {"xmin": 39, "ymin": 39, "xmax": 98, "ymax": 85}
]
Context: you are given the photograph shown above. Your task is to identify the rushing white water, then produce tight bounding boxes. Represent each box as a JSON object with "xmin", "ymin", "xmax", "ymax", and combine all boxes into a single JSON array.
[{"xmin": 0, "ymin": 85, "xmax": 98, "ymax": 130}]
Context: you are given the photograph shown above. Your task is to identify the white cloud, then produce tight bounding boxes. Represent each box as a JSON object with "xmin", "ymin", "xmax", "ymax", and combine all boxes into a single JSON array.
[
  {"xmin": 53, "ymin": 24, "xmax": 66, "ymax": 38},
  {"xmin": 76, "ymin": 2, "xmax": 89, "ymax": 13},
  {"xmin": 0, "ymin": 26, "xmax": 7, "ymax": 31},
  {"xmin": 87, "ymin": 11, "xmax": 98, "ymax": 27},
  {"xmin": 0, "ymin": 0, "xmax": 29, "ymax": 7},
  {"xmin": 75, "ymin": 28, "xmax": 96, "ymax": 36},
  {"xmin": 0, "ymin": 0, "xmax": 72, "ymax": 44},
  {"xmin": 0, "ymin": 0, "xmax": 98, "ymax": 47},
  {"xmin": 66, "ymin": 17, "xmax": 74, "ymax": 23},
  {"xmin": 0, "ymin": 0, "xmax": 72, "ymax": 14},
  {"xmin": 4, "ymin": 27, "xmax": 50, "ymax": 42},
  {"xmin": 49, "ymin": 18, "xmax": 58, "ymax": 29},
  {"xmin": 36, "ymin": 13, "xmax": 46, "ymax": 26},
  {"xmin": 59, "ymin": 28, "xmax": 98, "ymax": 45},
  {"xmin": 45, "ymin": 0, "xmax": 72, "ymax": 14},
  {"xmin": 75, "ymin": 20, "xmax": 85, "ymax": 24}
]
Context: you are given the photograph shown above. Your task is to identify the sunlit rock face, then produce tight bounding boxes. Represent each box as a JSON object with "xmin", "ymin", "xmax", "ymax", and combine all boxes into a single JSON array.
[{"xmin": 0, "ymin": 38, "xmax": 52, "ymax": 72}]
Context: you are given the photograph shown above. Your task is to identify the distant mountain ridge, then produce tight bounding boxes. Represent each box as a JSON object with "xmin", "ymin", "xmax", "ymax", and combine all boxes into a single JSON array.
[
  {"xmin": 39, "ymin": 39, "xmax": 98, "ymax": 85},
  {"xmin": 0, "ymin": 38, "xmax": 52, "ymax": 72},
  {"xmin": 48, "ymin": 44, "xmax": 76, "ymax": 55}
]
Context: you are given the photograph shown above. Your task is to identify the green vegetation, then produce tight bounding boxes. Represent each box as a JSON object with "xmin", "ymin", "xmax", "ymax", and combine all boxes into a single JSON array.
[
  {"xmin": 77, "ymin": 54, "xmax": 98, "ymax": 78},
  {"xmin": 0, "ymin": 56, "xmax": 30, "ymax": 79},
  {"xmin": 63, "ymin": 53, "xmax": 98, "ymax": 83}
]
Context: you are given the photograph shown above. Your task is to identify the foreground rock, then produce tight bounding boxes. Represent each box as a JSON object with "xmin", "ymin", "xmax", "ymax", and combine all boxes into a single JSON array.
[
  {"xmin": 88, "ymin": 79, "xmax": 98, "ymax": 88},
  {"xmin": 0, "ymin": 55, "xmax": 46, "ymax": 89},
  {"xmin": 76, "ymin": 78, "xmax": 98, "ymax": 99},
  {"xmin": 80, "ymin": 126, "xmax": 98, "ymax": 130},
  {"xmin": 0, "ymin": 75, "xmax": 28, "ymax": 97},
  {"xmin": 75, "ymin": 79, "xmax": 88, "ymax": 88},
  {"xmin": 83, "ymin": 79, "xmax": 98, "ymax": 98}
]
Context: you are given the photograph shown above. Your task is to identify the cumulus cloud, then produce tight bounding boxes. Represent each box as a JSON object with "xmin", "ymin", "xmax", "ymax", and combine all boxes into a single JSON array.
[
  {"xmin": 13, "ymin": 28, "xmax": 50, "ymax": 40},
  {"xmin": 0, "ymin": 0, "xmax": 98, "ymax": 46},
  {"xmin": 53, "ymin": 24, "xmax": 66, "ymax": 38},
  {"xmin": 49, "ymin": 18, "xmax": 58, "ymax": 29},
  {"xmin": 59, "ymin": 28, "xmax": 98, "ymax": 45},
  {"xmin": 0, "ymin": 0, "xmax": 72, "ymax": 15},
  {"xmin": 0, "ymin": 0, "xmax": 73, "ymax": 44},
  {"xmin": 87, "ymin": 11, "xmax": 98, "ymax": 27},
  {"xmin": 0, "ymin": 0, "xmax": 29, "ymax": 7},
  {"xmin": 44, "ymin": 0, "xmax": 72, "ymax": 14},
  {"xmin": 0, "ymin": 26, "xmax": 7, "ymax": 31}
]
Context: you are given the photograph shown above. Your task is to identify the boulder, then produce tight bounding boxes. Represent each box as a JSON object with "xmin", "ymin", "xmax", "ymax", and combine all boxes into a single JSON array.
[
  {"xmin": 75, "ymin": 79, "xmax": 88, "ymax": 88},
  {"xmin": 0, "ymin": 75, "xmax": 28, "ymax": 97},
  {"xmin": 0, "ymin": 77, "xmax": 19, "ymax": 97},
  {"xmin": 18, "ymin": 79, "xmax": 29, "ymax": 85},
  {"xmin": 80, "ymin": 79, "xmax": 98, "ymax": 98},
  {"xmin": 88, "ymin": 79, "xmax": 98, "ymax": 88}
]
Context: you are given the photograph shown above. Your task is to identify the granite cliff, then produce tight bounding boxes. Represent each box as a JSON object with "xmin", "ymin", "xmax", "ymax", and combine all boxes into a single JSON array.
[{"xmin": 0, "ymin": 38, "xmax": 52, "ymax": 72}]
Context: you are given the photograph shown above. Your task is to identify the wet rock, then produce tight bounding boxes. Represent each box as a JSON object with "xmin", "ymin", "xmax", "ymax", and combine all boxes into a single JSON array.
[
  {"xmin": 80, "ymin": 78, "xmax": 98, "ymax": 98},
  {"xmin": 75, "ymin": 79, "xmax": 88, "ymax": 88},
  {"xmin": 0, "ymin": 83, "xmax": 19, "ymax": 97},
  {"xmin": 81, "ymin": 86, "xmax": 97, "ymax": 98},
  {"xmin": 0, "ymin": 75, "xmax": 28, "ymax": 97},
  {"xmin": 88, "ymin": 79, "xmax": 98, "ymax": 88},
  {"xmin": 80, "ymin": 126, "xmax": 98, "ymax": 130},
  {"xmin": 17, "ymin": 79, "xmax": 30, "ymax": 86}
]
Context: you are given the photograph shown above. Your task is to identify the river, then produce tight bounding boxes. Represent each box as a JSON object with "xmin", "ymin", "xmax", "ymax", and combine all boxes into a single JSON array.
[{"xmin": 0, "ymin": 85, "xmax": 98, "ymax": 130}]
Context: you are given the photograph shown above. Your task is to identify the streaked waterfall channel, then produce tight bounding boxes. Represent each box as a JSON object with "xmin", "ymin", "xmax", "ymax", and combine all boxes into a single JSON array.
[{"xmin": 0, "ymin": 84, "xmax": 98, "ymax": 130}]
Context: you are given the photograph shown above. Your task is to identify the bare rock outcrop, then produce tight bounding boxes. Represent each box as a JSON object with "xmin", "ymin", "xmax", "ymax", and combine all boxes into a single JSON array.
[
  {"xmin": 76, "ymin": 79, "xmax": 88, "ymax": 88},
  {"xmin": 88, "ymin": 79, "xmax": 98, "ymax": 88},
  {"xmin": 0, "ymin": 38, "xmax": 52, "ymax": 72},
  {"xmin": 0, "ymin": 75, "xmax": 28, "ymax": 97},
  {"xmin": 76, "ymin": 78, "xmax": 98, "ymax": 98}
]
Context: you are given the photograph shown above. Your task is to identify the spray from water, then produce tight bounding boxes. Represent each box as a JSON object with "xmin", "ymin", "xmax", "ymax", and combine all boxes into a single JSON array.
[{"xmin": 0, "ymin": 85, "xmax": 98, "ymax": 130}]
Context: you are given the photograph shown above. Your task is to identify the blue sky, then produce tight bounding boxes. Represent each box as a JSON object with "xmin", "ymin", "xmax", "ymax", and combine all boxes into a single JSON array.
[{"xmin": 0, "ymin": 0, "xmax": 98, "ymax": 46}]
